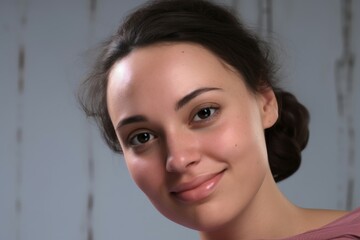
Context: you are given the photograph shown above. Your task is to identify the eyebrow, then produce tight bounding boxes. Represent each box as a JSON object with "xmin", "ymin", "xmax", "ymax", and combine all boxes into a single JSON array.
[
  {"xmin": 116, "ymin": 87, "xmax": 222, "ymax": 129},
  {"xmin": 117, "ymin": 115, "xmax": 148, "ymax": 129},
  {"xmin": 175, "ymin": 87, "xmax": 222, "ymax": 111}
]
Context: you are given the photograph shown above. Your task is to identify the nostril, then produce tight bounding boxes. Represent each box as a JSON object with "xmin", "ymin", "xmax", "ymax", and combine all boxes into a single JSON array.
[
  {"xmin": 165, "ymin": 131, "xmax": 201, "ymax": 172},
  {"xmin": 166, "ymin": 153, "xmax": 200, "ymax": 173},
  {"xmin": 186, "ymin": 160, "xmax": 198, "ymax": 168}
]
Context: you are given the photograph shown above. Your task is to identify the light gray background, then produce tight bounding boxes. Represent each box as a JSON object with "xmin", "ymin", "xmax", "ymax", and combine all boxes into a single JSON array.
[{"xmin": 1, "ymin": 0, "xmax": 359, "ymax": 239}]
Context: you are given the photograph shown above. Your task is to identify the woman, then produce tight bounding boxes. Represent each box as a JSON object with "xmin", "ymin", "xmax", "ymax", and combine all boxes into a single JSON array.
[{"xmin": 79, "ymin": 0, "xmax": 360, "ymax": 239}]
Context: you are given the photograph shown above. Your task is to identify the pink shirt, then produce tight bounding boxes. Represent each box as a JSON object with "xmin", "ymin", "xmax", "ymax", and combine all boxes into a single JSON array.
[{"xmin": 283, "ymin": 208, "xmax": 360, "ymax": 239}]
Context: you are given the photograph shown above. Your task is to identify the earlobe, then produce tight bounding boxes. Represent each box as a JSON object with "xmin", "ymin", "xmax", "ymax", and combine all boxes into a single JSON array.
[{"xmin": 258, "ymin": 88, "xmax": 278, "ymax": 129}]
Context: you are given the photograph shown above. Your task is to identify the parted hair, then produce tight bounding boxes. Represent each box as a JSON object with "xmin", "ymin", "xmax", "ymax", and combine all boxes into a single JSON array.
[{"xmin": 78, "ymin": 0, "xmax": 310, "ymax": 182}]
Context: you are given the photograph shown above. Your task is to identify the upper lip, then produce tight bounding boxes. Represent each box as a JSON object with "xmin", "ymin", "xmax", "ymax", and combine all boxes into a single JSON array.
[{"xmin": 169, "ymin": 170, "xmax": 225, "ymax": 193}]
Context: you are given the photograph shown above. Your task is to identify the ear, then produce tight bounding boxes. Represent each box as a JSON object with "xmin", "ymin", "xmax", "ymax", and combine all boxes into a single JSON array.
[{"xmin": 256, "ymin": 87, "xmax": 278, "ymax": 129}]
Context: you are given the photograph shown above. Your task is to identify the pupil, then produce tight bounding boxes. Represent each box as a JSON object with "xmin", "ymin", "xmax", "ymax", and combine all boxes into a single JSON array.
[
  {"xmin": 138, "ymin": 133, "xmax": 150, "ymax": 143},
  {"xmin": 199, "ymin": 108, "xmax": 210, "ymax": 119}
]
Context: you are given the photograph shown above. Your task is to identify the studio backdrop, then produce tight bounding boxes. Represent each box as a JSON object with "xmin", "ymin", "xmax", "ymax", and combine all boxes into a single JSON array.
[{"xmin": 1, "ymin": 0, "xmax": 359, "ymax": 239}]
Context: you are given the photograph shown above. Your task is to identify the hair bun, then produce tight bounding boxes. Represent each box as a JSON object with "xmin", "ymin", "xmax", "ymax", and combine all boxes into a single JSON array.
[{"xmin": 265, "ymin": 91, "xmax": 310, "ymax": 182}]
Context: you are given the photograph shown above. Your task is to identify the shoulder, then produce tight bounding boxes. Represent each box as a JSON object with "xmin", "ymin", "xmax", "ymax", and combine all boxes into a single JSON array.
[
  {"xmin": 303, "ymin": 208, "xmax": 350, "ymax": 226},
  {"xmin": 323, "ymin": 207, "xmax": 360, "ymax": 228},
  {"xmin": 286, "ymin": 207, "xmax": 360, "ymax": 240}
]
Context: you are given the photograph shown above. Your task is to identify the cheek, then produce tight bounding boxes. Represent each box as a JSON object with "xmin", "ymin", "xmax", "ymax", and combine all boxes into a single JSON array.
[
  {"xmin": 124, "ymin": 153, "xmax": 165, "ymax": 197},
  {"xmin": 203, "ymin": 114, "xmax": 269, "ymax": 167}
]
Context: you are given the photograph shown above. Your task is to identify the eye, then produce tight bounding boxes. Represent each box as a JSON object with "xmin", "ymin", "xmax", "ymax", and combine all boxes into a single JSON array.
[
  {"xmin": 192, "ymin": 106, "xmax": 218, "ymax": 122},
  {"xmin": 129, "ymin": 131, "xmax": 155, "ymax": 146}
]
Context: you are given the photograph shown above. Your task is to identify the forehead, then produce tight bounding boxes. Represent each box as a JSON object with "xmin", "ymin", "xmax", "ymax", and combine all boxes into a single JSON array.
[
  {"xmin": 108, "ymin": 42, "xmax": 237, "ymax": 93},
  {"xmin": 106, "ymin": 43, "xmax": 244, "ymax": 118}
]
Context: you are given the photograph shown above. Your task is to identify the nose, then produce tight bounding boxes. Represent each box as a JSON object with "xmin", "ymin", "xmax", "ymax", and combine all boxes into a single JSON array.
[{"xmin": 165, "ymin": 129, "xmax": 201, "ymax": 173}]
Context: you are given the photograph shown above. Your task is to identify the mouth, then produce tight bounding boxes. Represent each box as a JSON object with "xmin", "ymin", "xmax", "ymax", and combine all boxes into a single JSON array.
[{"xmin": 170, "ymin": 169, "xmax": 225, "ymax": 204}]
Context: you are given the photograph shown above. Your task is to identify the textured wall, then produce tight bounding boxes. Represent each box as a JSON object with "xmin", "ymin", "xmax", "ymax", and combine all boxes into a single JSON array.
[{"xmin": 0, "ymin": 0, "xmax": 359, "ymax": 240}]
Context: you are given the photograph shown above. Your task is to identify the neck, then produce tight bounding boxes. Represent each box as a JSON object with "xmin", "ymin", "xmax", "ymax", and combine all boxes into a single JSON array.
[{"xmin": 199, "ymin": 173, "xmax": 303, "ymax": 240}]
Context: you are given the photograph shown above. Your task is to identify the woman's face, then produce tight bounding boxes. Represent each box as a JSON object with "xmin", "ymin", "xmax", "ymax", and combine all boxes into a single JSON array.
[{"xmin": 107, "ymin": 43, "xmax": 278, "ymax": 230}]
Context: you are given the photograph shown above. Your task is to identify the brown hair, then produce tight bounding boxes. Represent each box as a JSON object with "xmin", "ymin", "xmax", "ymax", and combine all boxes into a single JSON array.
[{"xmin": 78, "ymin": 0, "xmax": 309, "ymax": 182}]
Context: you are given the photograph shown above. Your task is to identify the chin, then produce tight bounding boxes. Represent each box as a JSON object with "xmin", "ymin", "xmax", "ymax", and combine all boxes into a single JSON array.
[
  {"xmin": 158, "ymin": 197, "xmax": 236, "ymax": 233},
  {"xmin": 188, "ymin": 219, "xmax": 229, "ymax": 232},
  {"xmin": 178, "ymin": 211, "xmax": 235, "ymax": 234}
]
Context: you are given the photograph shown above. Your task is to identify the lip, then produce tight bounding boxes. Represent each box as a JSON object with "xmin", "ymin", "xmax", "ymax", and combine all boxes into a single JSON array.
[{"xmin": 170, "ymin": 170, "xmax": 225, "ymax": 203}]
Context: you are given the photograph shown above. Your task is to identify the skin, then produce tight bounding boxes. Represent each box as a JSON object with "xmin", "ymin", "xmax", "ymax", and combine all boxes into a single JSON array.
[{"xmin": 106, "ymin": 43, "xmax": 348, "ymax": 240}]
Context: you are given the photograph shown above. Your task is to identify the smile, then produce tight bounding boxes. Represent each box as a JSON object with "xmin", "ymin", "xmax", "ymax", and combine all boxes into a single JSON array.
[{"xmin": 170, "ymin": 170, "xmax": 225, "ymax": 204}]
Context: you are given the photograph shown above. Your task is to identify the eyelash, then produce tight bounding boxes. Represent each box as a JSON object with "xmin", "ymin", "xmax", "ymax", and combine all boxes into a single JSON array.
[
  {"xmin": 128, "ymin": 131, "xmax": 156, "ymax": 147},
  {"xmin": 191, "ymin": 105, "xmax": 220, "ymax": 124},
  {"xmin": 126, "ymin": 105, "xmax": 220, "ymax": 148}
]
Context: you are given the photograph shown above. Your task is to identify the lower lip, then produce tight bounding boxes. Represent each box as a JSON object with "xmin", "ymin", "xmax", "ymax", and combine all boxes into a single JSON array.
[{"xmin": 172, "ymin": 171, "xmax": 224, "ymax": 204}]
